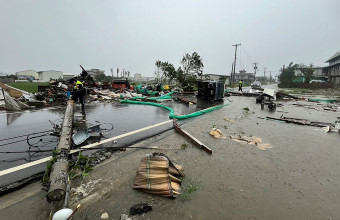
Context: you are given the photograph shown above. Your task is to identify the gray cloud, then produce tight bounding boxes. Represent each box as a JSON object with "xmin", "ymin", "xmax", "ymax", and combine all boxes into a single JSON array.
[{"xmin": 0, "ymin": 0, "xmax": 339, "ymax": 76}]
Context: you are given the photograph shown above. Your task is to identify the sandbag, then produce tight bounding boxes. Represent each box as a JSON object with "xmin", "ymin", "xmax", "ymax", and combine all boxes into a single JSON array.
[{"xmin": 133, "ymin": 152, "xmax": 184, "ymax": 197}]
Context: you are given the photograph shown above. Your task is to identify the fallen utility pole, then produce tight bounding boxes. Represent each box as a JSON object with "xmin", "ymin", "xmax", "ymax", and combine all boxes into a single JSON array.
[
  {"xmin": 47, "ymin": 100, "xmax": 74, "ymax": 201},
  {"xmin": 173, "ymin": 120, "xmax": 212, "ymax": 154}
]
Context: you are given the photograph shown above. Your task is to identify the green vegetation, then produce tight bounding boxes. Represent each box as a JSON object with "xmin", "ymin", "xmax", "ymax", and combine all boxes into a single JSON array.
[
  {"xmin": 69, "ymin": 152, "xmax": 93, "ymax": 179},
  {"xmin": 7, "ymin": 82, "xmax": 49, "ymax": 93},
  {"xmin": 278, "ymin": 62, "xmax": 315, "ymax": 87},
  {"xmin": 154, "ymin": 52, "xmax": 204, "ymax": 91},
  {"xmin": 180, "ymin": 178, "xmax": 200, "ymax": 200},
  {"xmin": 42, "ymin": 150, "xmax": 59, "ymax": 184},
  {"xmin": 181, "ymin": 143, "xmax": 189, "ymax": 150}
]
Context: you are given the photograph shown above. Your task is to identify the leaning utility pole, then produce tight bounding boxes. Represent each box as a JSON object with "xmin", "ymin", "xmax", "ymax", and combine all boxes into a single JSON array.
[
  {"xmin": 232, "ymin": 43, "xmax": 241, "ymax": 87},
  {"xmin": 253, "ymin": 62, "xmax": 258, "ymax": 81}
]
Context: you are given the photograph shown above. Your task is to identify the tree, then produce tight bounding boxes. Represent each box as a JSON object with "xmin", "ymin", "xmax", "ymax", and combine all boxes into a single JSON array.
[
  {"xmin": 181, "ymin": 52, "xmax": 204, "ymax": 79},
  {"xmin": 191, "ymin": 52, "xmax": 204, "ymax": 79},
  {"xmin": 181, "ymin": 53, "xmax": 192, "ymax": 76},
  {"xmin": 299, "ymin": 63, "xmax": 314, "ymax": 83},
  {"xmin": 278, "ymin": 62, "xmax": 299, "ymax": 87},
  {"xmin": 161, "ymin": 62, "xmax": 177, "ymax": 83}
]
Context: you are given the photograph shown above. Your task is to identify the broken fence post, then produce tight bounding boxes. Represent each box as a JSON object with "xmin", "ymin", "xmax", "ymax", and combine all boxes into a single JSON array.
[{"xmin": 47, "ymin": 100, "xmax": 74, "ymax": 201}]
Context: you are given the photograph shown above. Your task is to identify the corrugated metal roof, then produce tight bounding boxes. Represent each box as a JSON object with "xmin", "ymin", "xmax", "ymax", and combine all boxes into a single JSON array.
[{"xmin": 325, "ymin": 51, "xmax": 340, "ymax": 63}]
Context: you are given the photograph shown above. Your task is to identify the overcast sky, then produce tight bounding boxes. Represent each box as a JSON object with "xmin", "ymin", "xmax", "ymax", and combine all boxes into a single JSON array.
[{"xmin": 0, "ymin": 0, "xmax": 339, "ymax": 77}]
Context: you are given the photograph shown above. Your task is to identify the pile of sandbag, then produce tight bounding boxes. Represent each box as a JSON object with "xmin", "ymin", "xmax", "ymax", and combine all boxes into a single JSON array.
[{"xmin": 133, "ymin": 152, "xmax": 184, "ymax": 197}]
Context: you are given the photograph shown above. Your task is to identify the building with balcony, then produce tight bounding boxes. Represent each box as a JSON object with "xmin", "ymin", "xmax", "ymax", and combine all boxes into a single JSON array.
[{"xmin": 324, "ymin": 52, "xmax": 340, "ymax": 87}]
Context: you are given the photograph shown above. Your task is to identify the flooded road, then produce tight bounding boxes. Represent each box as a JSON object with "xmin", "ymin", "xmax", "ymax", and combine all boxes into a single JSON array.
[
  {"xmin": 68, "ymin": 95, "xmax": 340, "ymax": 220},
  {"xmin": 1, "ymin": 90, "xmax": 340, "ymax": 219},
  {"xmin": 0, "ymin": 98, "xmax": 213, "ymax": 187}
]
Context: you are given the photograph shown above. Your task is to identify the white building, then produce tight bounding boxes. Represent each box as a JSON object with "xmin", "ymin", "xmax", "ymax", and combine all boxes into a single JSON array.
[
  {"xmin": 16, "ymin": 70, "xmax": 39, "ymax": 79},
  {"xmin": 63, "ymin": 73, "xmax": 75, "ymax": 81},
  {"xmin": 38, "ymin": 70, "xmax": 63, "ymax": 82}
]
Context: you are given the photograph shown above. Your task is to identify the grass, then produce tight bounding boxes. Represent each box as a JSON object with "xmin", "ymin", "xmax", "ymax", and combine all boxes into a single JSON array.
[
  {"xmin": 7, "ymin": 82, "xmax": 49, "ymax": 93},
  {"xmin": 181, "ymin": 143, "xmax": 189, "ymax": 150},
  {"xmin": 180, "ymin": 178, "xmax": 200, "ymax": 200}
]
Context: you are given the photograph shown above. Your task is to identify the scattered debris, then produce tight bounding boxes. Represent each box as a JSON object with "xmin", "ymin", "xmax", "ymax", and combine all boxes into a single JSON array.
[
  {"xmin": 261, "ymin": 101, "xmax": 276, "ymax": 111},
  {"xmin": 265, "ymin": 116, "xmax": 333, "ymax": 127},
  {"xmin": 224, "ymin": 117, "xmax": 235, "ymax": 124},
  {"xmin": 133, "ymin": 152, "xmax": 184, "ymax": 197},
  {"xmin": 209, "ymin": 127, "xmax": 226, "ymax": 139},
  {"xmin": 120, "ymin": 214, "xmax": 132, "ymax": 220},
  {"xmin": 129, "ymin": 203, "xmax": 153, "ymax": 215},
  {"xmin": 71, "ymin": 179, "xmax": 102, "ymax": 200},
  {"xmin": 230, "ymin": 135, "xmax": 272, "ymax": 150},
  {"xmin": 173, "ymin": 95, "xmax": 196, "ymax": 105},
  {"xmin": 2, "ymin": 89, "xmax": 21, "ymax": 111},
  {"xmin": 100, "ymin": 212, "xmax": 109, "ymax": 219},
  {"xmin": 276, "ymin": 92, "xmax": 300, "ymax": 100},
  {"xmin": 72, "ymin": 124, "xmax": 103, "ymax": 145}
]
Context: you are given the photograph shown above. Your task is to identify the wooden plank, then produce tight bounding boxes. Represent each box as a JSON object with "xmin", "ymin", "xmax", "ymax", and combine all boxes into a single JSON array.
[
  {"xmin": 174, "ymin": 95, "xmax": 196, "ymax": 105},
  {"xmin": 173, "ymin": 120, "xmax": 212, "ymax": 154}
]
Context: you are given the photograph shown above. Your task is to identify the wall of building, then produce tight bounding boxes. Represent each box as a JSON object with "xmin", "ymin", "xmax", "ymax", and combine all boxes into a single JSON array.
[
  {"xmin": 63, "ymin": 73, "xmax": 75, "ymax": 81},
  {"xmin": 38, "ymin": 70, "xmax": 63, "ymax": 82},
  {"xmin": 15, "ymin": 70, "xmax": 39, "ymax": 79},
  {"xmin": 0, "ymin": 78, "xmax": 15, "ymax": 83}
]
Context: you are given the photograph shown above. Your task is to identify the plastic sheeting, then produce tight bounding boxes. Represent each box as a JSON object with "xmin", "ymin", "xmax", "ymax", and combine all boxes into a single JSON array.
[{"xmin": 3, "ymin": 90, "xmax": 21, "ymax": 111}]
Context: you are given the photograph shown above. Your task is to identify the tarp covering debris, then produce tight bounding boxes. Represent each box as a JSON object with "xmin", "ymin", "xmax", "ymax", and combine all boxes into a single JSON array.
[
  {"xmin": 133, "ymin": 153, "xmax": 184, "ymax": 197},
  {"xmin": 3, "ymin": 90, "xmax": 21, "ymax": 111}
]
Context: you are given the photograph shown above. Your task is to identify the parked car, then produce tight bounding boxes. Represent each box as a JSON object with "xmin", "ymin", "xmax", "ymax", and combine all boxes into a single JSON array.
[{"xmin": 251, "ymin": 81, "xmax": 261, "ymax": 89}]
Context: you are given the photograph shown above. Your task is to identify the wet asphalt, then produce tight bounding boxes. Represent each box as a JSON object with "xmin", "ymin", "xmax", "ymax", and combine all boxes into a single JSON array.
[{"xmin": 1, "ymin": 86, "xmax": 340, "ymax": 219}]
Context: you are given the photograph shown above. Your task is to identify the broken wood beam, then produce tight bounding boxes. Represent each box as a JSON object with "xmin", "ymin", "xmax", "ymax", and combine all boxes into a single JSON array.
[
  {"xmin": 174, "ymin": 95, "xmax": 196, "ymax": 105},
  {"xmin": 173, "ymin": 120, "xmax": 212, "ymax": 154},
  {"xmin": 47, "ymin": 100, "xmax": 74, "ymax": 201}
]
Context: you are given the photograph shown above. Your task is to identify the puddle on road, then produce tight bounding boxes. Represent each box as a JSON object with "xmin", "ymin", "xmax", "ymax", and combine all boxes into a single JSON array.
[{"xmin": 0, "ymin": 98, "xmax": 225, "ymax": 173}]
